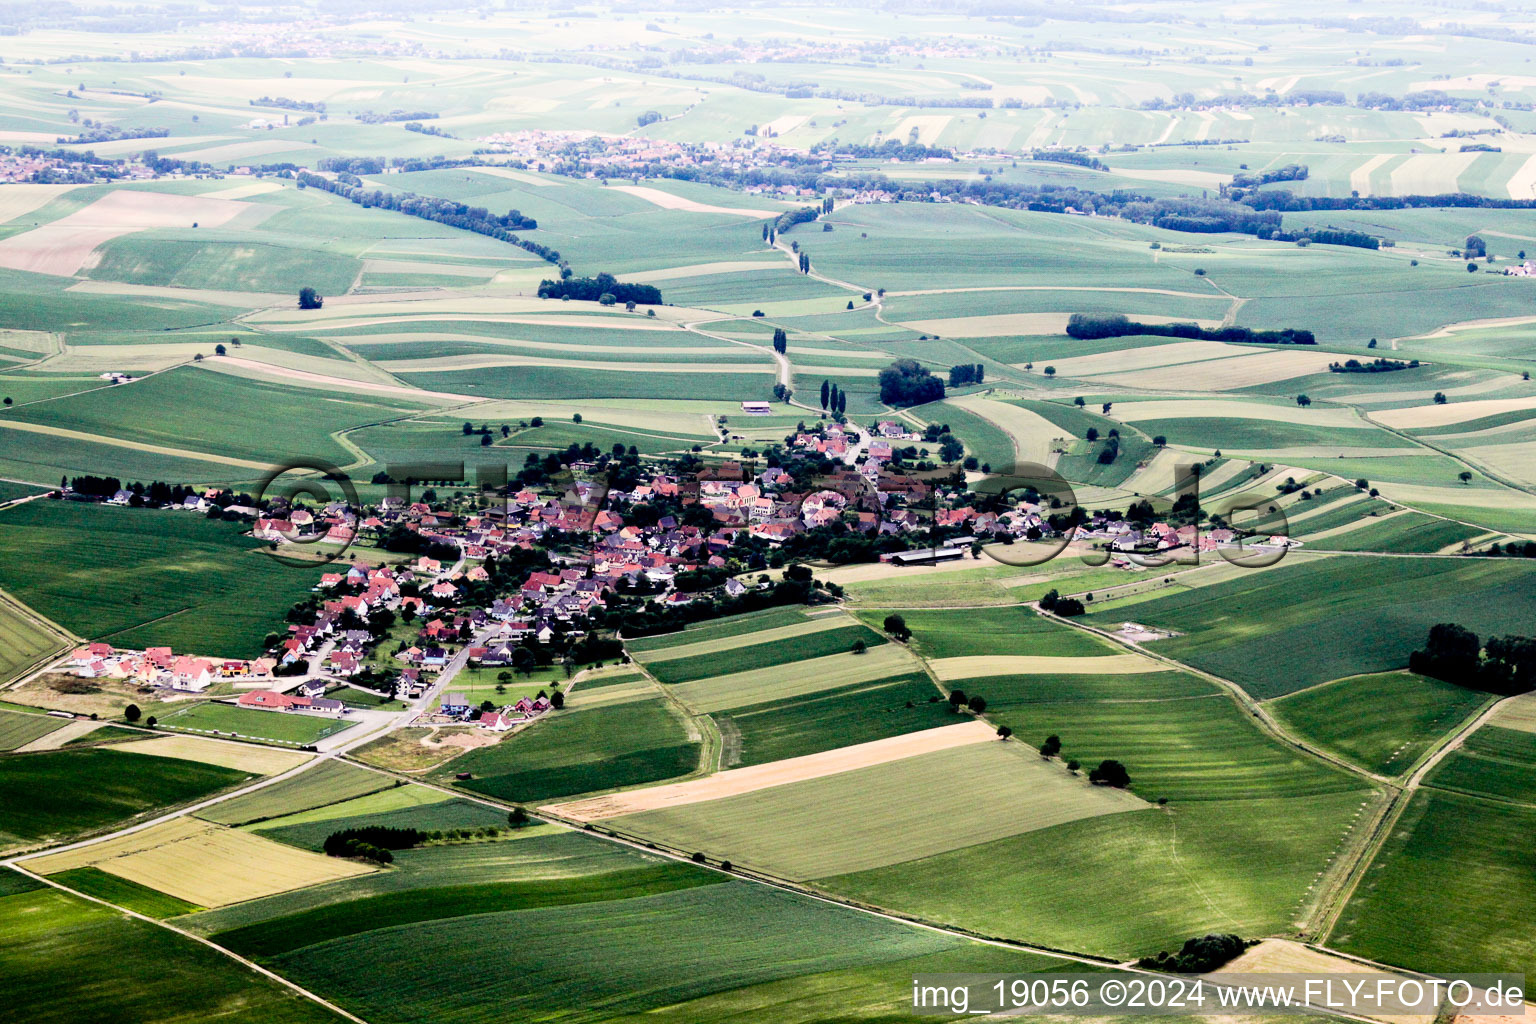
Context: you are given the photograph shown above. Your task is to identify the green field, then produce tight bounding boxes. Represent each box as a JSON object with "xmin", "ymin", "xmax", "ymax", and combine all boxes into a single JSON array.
[
  {"xmin": 1085, "ymin": 556, "xmax": 1536, "ymax": 698},
  {"xmin": 0, "ymin": 748, "xmax": 249, "ymax": 848},
  {"xmin": 156, "ymin": 702, "xmax": 355, "ymax": 746},
  {"xmin": 623, "ymin": 606, "xmax": 811, "ymax": 653},
  {"xmin": 216, "ymin": 863, "xmax": 720, "ymax": 959},
  {"xmin": 1268, "ymin": 672, "xmax": 1489, "ymax": 777},
  {"xmin": 0, "ymin": 501, "xmax": 323, "ymax": 658},
  {"xmin": 1332, "ymin": 790, "xmax": 1536, "ymax": 977},
  {"xmin": 257, "ymin": 794, "xmax": 509, "ymax": 851},
  {"xmin": 720, "ymin": 673, "xmax": 953, "ymax": 766},
  {"xmin": 0, "ymin": 595, "xmax": 68, "ymax": 687},
  {"xmin": 609, "ymin": 740, "xmax": 1145, "ymax": 879},
  {"xmin": 827, "ymin": 790, "xmax": 1372, "ymax": 958},
  {"xmin": 1422, "ymin": 724, "xmax": 1536, "ymax": 803},
  {"xmin": 50, "ymin": 866, "xmax": 203, "ymax": 918},
  {"xmin": 435, "ymin": 697, "xmax": 702, "ymax": 803},
  {"xmin": 644, "ymin": 622, "xmax": 887, "ymax": 684},
  {"xmin": 264, "ymin": 882, "xmax": 985, "ymax": 1024},
  {"xmin": 197, "ymin": 760, "xmax": 393, "ymax": 826},
  {"xmin": 0, "ymin": 708, "xmax": 69, "ymax": 751},
  {"xmin": 0, "ymin": 884, "xmax": 339, "ymax": 1024}
]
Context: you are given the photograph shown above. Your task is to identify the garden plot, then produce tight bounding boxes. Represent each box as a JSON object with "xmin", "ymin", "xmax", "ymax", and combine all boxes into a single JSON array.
[{"xmin": 0, "ymin": 189, "xmax": 261, "ymax": 277}]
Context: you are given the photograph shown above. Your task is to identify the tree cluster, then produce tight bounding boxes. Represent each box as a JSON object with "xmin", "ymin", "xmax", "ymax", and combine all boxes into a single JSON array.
[
  {"xmin": 322, "ymin": 825, "xmax": 424, "ymax": 864},
  {"xmin": 296, "ymin": 170, "xmax": 553, "ymax": 263},
  {"xmin": 878, "ymin": 359, "xmax": 944, "ymax": 407},
  {"xmin": 1409, "ymin": 624, "xmax": 1535, "ymax": 696},
  {"xmin": 948, "ymin": 363, "xmax": 985, "ymax": 387},
  {"xmin": 1329, "ymin": 357, "xmax": 1417, "ymax": 374},
  {"xmin": 537, "ymin": 272, "xmax": 662, "ymax": 305},
  {"xmin": 1137, "ymin": 934, "xmax": 1252, "ymax": 973},
  {"xmin": 1066, "ymin": 313, "xmax": 1315, "ymax": 346}
]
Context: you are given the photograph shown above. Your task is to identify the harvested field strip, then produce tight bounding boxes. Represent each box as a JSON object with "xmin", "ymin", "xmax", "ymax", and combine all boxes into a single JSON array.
[
  {"xmin": 605, "ymin": 185, "xmax": 777, "ymax": 217},
  {"xmin": 339, "ymin": 332, "xmax": 737, "ymax": 355},
  {"xmin": 381, "ymin": 353, "xmax": 770, "ymax": 374},
  {"xmin": 197, "ymin": 759, "xmax": 393, "ymax": 826},
  {"xmin": 670, "ymin": 644, "xmax": 919, "ymax": 714},
  {"xmin": 116, "ymin": 735, "xmax": 311, "ymax": 775},
  {"xmin": 604, "ymin": 740, "xmax": 1146, "ymax": 879},
  {"xmin": 929, "ymin": 654, "xmax": 1167, "ymax": 680},
  {"xmin": 1491, "ymin": 692, "xmax": 1536, "ymax": 734},
  {"xmin": 1373, "ymin": 395, "xmax": 1536, "ymax": 430},
  {"xmin": 0, "ymin": 188, "xmax": 255, "ymax": 277},
  {"xmin": 31, "ymin": 822, "xmax": 373, "ymax": 908},
  {"xmin": 27, "ymin": 816, "xmax": 374, "ymax": 907},
  {"xmin": 547, "ymin": 720, "xmax": 998, "ymax": 821},
  {"xmin": 944, "ymin": 393, "xmax": 1065, "ymax": 465},
  {"xmin": 635, "ymin": 616, "xmax": 859, "ymax": 662},
  {"xmin": 213, "ymin": 863, "xmax": 722, "ymax": 960}
]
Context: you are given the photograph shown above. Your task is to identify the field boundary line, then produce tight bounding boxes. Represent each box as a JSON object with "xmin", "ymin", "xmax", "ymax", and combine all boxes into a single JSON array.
[
  {"xmin": 1312, "ymin": 692, "xmax": 1523, "ymax": 943},
  {"xmin": 1032, "ymin": 604, "xmax": 1390, "ymax": 787},
  {"xmin": 5, "ymin": 863, "xmax": 368, "ymax": 1024}
]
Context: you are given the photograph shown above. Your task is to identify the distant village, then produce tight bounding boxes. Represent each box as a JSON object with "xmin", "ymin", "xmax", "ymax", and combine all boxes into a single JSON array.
[{"xmin": 52, "ymin": 412, "xmax": 1294, "ymax": 738}]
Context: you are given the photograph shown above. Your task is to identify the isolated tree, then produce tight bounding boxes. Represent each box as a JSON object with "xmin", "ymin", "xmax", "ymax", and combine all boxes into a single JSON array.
[
  {"xmin": 947, "ymin": 689, "xmax": 968, "ymax": 710},
  {"xmin": 550, "ymin": 691, "xmax": 565, "ymax": 709},
  {"xmin": 1152, "ymin": 435, "xmax": 1167, "ymax": 446},
  {"xmin": 1433, "ymin": 392, "xmax": 1448, "ymax": 405},
  {"xmin": 146, "ymin": 716, "xmax": 157, "ymax": 728},
  {"xmin": 1044, "ymin": 366, "xmax": 1056, "ymax": 377},
  {"xmin": 2, "ymin": 397, "xmax": 10, "ymax": 406},
  {"xmin": 1040, "ymin": 734, "xmax": 1062, "ymax": 758},
  {"xmin": 1074, "ymin": 396, "xmax": 1086, "ymax": 408},
  {"xmin": 512, "ymin": 646, "xmax": 536, "ymax": 677},
  {"xmin": 851, "ymin": 639, "xmax": 867, "ymax": 654},
  {"xmin": 820, "ymin": 378, "xmax": 830, "ymax": 409},
  {"xmin": 967, "ymin": 695, "xmax": 987, "ymax": 713},
  {"xmin": 214, "ymin": 343, "xmax": 226, "ymax": 356},
  {"xmin": 298, "ymin": 286, "xmax": 323, "ymax": 309},
  {"xmin": 1102, "ymin": 402, "xmax": 1113, "ymax": 414},
  {"xmin": 1066, "ymin": 759, "xmax": 1080, "ymax": 772},
  {"xmin": 462, "ymin": 421, "xmax": 474, "ymax": 435},
  {"xmin": 501, "ymin": 424, "xmax": 510, "ymax": 437},
  {"xmin": 883, "ymin": 613, "xmax": 909, "ymax": 640},
  {"xmin": 124, "ymin": 703, "xmax": 141, "ymax": 723},
  {"xmin": 1459, "ymin": 471, "xmax": 1473, "ymax": 484},
  {"xmin": 996, "ymin": 726, "xmax": 1012, "ymax": 740},
  {"xmin": 508, "ymin": 806, "xmax": 530, "ymax": 828},
  {"xmin": 1295, "ymin": 394, "xmax": 1311, "ymax": 408}
]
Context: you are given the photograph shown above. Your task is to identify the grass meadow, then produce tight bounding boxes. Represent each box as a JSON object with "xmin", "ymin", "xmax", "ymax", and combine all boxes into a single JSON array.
[
  {"xmin": 1267, "ymin": 672, "xmax": 1489, "ymax": 777},
  {"xmin": 435, "ymin": 697, "xmax": 702, "ymax": 803},
  {"xmin": 0, "ymin": 884, "xmax": 341, "ymax": 1024},
  {"xmin": 156, "ymin": 702, "xmax": 355, "ymax": 746},
  {"xmin": 1084, "ymin": 556, "xmax": 1536, "ymax": 698},
  {"xmin": 0, "ymin": 500, "xmax": 322, "ymax": 658},
  {"xmin": 1332, "ymin": 790, "xmax": 1536, "ymax": 977},
  {"xmin": 0, "ymin": 748, "xmax": 249, "ymax": 848}
]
